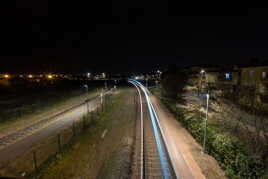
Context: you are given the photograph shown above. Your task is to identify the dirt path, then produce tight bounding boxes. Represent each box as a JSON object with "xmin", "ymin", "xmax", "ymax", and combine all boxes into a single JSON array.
[{"xmin": 150, "ymin": 94, "xmax": 226, "ymax": 179}]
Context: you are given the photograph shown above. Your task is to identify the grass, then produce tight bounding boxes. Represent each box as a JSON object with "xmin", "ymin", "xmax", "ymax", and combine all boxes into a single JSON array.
[
  {"xmin": 0, "ymin": 87, "xmax": 99, "ymax": 137},
  {"xmin": 0, "ymin": 78, "xmax": 109, "ymax": 127},
  {"xmin": 0, "ymin": 90, "xmax": 103, "ymax": 177},
  {"xmin": 26, "ymin": 88, "xmax": 132, "ymax": 179},
  {"xmin": 151, "ymin": 86, "xmax": 267, "ymax": 179}
]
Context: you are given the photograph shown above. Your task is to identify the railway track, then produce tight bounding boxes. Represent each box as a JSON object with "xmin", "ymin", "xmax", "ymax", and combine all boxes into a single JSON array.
[
  {"xmin": 0, "ymin": 92, "xmax": 109, "ymax": 148},
  {"xmin": 130, "ymin": 81, "xmax": 176, "ymax": 179}
]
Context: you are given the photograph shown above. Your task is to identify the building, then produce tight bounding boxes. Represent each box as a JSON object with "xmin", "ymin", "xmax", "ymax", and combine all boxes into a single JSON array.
[{"xmin": 240, "ymin": 65, "xmax": 268, "ymax": 95}]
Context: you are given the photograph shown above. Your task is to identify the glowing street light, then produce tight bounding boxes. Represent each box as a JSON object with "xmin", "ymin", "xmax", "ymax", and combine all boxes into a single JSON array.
[
  {"xmin": 47, "ymin": 75, "xmax": 53, "ymax": 79},
  {"xmin": 4, "ymin": 74, "xmax": 9, "ymax": 79},
  {"xmin": 102, "ymin": 72, "xmax": 106, "ymax": 79},
  {"xmin": 157, "ymin": 70, "xmax": 162, "ymax": 74},
  {"xmin": 28, "ymin": 74, "xmax": 33, "ymax": 78}
]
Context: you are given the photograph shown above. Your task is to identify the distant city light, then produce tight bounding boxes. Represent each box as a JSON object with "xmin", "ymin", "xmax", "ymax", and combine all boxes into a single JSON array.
[
  {"xmin": 102, "ymin": 72, "xmax": 106, "ymax": 78},
  {"xmin": 157, "ymin": 70, "xmax": 162, "ymax": 74},
  {"xmin": 87, "ymin": 72, "xmax": 91, "ymax": 78},
  {"xmin": 47, "ymin": 74, "xmax": 53, "ymax": 79},
  {"xmin": 28, "ymin": 74, "xmax": 33, "ymax": 78},
  {"xmin": 4, "ymin": 74, "xmax": 9, "ymax": 79},
  {"xmin": 200, "ymin": 69, "xmax": 205, "ymax": 74}
]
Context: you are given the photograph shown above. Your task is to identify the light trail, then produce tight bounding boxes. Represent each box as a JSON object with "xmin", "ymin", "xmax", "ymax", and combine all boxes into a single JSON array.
[{"xmin": 129, "ymin": 79, "xmax": 169, "ymax": 179}]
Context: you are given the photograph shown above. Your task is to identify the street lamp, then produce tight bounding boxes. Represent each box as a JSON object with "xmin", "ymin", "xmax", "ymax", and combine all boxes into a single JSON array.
[
  {"xmin": 202, "ymin": 93, "xmax": 209, "ymax": 153},
  {"xmin": 104, "ymin": 82, "xmax": 107, "ymax": 89},
  {"xmin": 100, "ymin": 88, "xmax": 103, "ymax": 104},
  {"xmin": 4, "ymin": 74, "xmax": 9, "ymax": 79},
  {"xmin": 84, "ymin": 84, "xmax": 89, "ymax": 113},
  {"xmin": 87, "ymin": 72, "xmax": 91, "ymax": 78},
  {"xmin": 47, "ymin": 74, "xmax": 53, "ymax": 79}
]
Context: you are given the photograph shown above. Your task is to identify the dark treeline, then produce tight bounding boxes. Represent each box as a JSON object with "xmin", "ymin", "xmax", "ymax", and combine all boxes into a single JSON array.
[
  {"xmin": 0, "ymin": 79, "xmax": 124, "ymax": 96},
  {"xmin": 160, "ymin": 64, "xmax": 188, "ymax": 100}
]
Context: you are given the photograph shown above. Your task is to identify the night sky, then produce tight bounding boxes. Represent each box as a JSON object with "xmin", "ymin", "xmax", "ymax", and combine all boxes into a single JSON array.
[{"xmin": 1, "ymin": 3, "xmax": 268, "ymax": 73}]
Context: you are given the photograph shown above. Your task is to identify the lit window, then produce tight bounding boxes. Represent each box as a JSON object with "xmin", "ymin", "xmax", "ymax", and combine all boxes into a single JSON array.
[
  {"xmin": 225, "ymin": 73, "xmax": 230, "ymax": 79},
  {"xmin": 248, "ymin": 71, "xmax": 254, "ymax": 76}
]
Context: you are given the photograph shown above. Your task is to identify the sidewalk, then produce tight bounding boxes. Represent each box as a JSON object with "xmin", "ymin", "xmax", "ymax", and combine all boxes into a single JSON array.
[{"xmin": 150, "ymin": 94, "xmax": 226, "ymax": 179}]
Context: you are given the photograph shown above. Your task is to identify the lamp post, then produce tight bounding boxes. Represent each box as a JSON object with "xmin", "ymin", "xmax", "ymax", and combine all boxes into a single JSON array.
[
  {"xmin": 104, "ymin": 82, "xmax": 107, "ymax": 89},
  {"xmin": 202, "ymin": 93, "xmax": 209, "ymax": 153},
  {"xmin": 84, "ymin": 84, "xmax": 89, "ymax": 113},
  {"xmin": 101, "ymin": 88, "xmax": 103, "ymax": 104}
]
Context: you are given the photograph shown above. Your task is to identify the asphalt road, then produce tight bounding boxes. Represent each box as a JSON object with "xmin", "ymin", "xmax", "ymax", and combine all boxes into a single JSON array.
[{"xmin": 0, "ymin": 95, "xmax": 101, "ymax": 163}]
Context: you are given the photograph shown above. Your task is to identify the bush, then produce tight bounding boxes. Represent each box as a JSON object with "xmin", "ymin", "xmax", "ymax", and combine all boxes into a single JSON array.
[
  {"xmin": 183, "ymin": 114, "xmax": 265, "ymax": 178},
  {"xmin": 159, "ymin": 96, "xmax": 266, "ymax": 179}
]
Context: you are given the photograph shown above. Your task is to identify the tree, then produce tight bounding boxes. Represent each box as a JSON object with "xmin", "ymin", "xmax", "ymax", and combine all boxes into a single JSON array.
[{"xmin": 161, "ymin": 67, "xmax": 188, "ymax": 99}]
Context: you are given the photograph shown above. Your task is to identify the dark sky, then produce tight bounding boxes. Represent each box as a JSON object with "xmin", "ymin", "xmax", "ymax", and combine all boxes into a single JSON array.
[{"xmin": 1, "ymin": 2, "xmax": 268, "ymax": 73}]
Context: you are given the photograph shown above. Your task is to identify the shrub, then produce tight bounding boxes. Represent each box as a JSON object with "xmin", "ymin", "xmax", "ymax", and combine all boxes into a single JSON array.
[
  {"xmin": 159, "ymin": 96, "xmax": 266, "ymax": 179},
  {"xmin": 182, "ymin": 114, "xmax": 265, "ymax": 178}
]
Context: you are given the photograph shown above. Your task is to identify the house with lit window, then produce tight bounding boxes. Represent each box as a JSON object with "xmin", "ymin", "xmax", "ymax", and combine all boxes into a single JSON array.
[
  {"xmin": 194, "ymin": 65, "xmax": 239, "ymax": 90},
  {"xmin": 240, "ymin": 65, "xmax": 268, "ymax": 95},
  {"xmin": 186, "ymin": 63, "xmax": 268, "ymax": 97}
]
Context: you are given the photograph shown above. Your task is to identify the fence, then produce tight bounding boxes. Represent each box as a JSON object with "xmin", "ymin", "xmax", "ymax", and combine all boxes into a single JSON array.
[{"xmin": 0, "ymin": 93, "xmax": 113, "ymax": 178}]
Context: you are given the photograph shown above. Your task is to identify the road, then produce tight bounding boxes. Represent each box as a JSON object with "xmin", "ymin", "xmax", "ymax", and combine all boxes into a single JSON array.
[{"xmin": 0, "ymin": 93, "xmax": 105, "ymax": 164}]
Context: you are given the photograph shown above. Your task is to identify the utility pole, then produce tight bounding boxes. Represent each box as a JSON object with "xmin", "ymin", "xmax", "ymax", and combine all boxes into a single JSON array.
[
  {"xmin": 202, "ymin": 93, "xmax": 209, "ymax": 153},
  {"xmin": 104, "ymin": 82, "xmax": 107, "ymax": 89},
  {"xmin": 101, "ymin": 88, "xmax": 103, "ymax": 104},
  {"xmin": 84, "ymin": 84, "xmax": 89, "ymax": 113}
]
